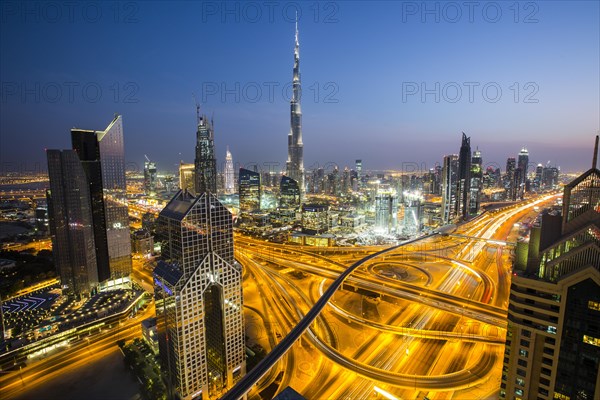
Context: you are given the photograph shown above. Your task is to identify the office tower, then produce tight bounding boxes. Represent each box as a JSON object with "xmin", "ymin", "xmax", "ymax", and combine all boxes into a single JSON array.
[
  {"xmin": 238, "ymin": 168, "xmax": 261, "ymax": 213},
  {"xmin": 301, "ymin": 204, "xmax": 329, "ymax": 234},
  {"xmin": 518, "ymin": 147, "xmax": 530, "ymax": 191},
  {"xmin": 500, "ymin": 136, "xmax": 600, "ymax": 400},
  {"xmin": 285, "ymin": 18, "xmax": 305, "ymax": 198},
  {"xmin": 179, "ymin": 162, "xmax": 196, "ymax": 192},
  {"xmin": 375, "ymin": 186, "xmax": 398, "ymax": 234},
  {"xmin": 71, "ymin": 115, "xmax": 132, "ymax": 282},
  {"xmin": 46, "ymin": 150, "xmax": 98, "ymax": 297},
  {"xmin": 469, "ymin": 148, "xmax": 483, "ymax": 216},
  {"xmin": 441, "ymin": 154, "xmax": 459, "ymax": 223},
  {"xmin": 154, "ymin": 190, "xmax": 245, "ymax": 400},
  {"xmin": 505, "ymin": 157, "xmax": 517, "ymax": 200},
  {"xmin": 144, "ymin": 155, "xmax": 157, "ymax": 196},
  {"xmin": 35, "ymin": 206, "xmax": 49, "ymax": 233},
  {"xmin": 534, "ymin": 163, "xmax": 544, "ymax": 191},
  {"xmin": 542, "ymin": 166, "xmax": 560, "ymax": 190},
  {"xmin": 224, "ymin": 147, "xmax": 235, "ymax": 194},
  {"xmin": 194, "ymin": 106, "xmax": 217, "ymax": 194},
  {"xmin": 342, "ymin": 167, "xmax": 351, "ymax": 194},
  {"xmin": 455, "ymin": 132, "xmax": 472, "ymax": 219},
  {"xmin": 402, "ymin": 192, "xmax": 422, "ymax": 237},
  {"xmin": 355, "ymin": 159, "xmax": 363, "ymax": 189},
  {"xmin": 280, "ymin": 175, "xmax": 301, "ymax": 209}
]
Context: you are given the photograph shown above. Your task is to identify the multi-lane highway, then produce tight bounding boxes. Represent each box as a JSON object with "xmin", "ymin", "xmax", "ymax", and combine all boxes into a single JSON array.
[{"xmin": 225, "ymin": 193, "xmax": 559, "ymax": 400}]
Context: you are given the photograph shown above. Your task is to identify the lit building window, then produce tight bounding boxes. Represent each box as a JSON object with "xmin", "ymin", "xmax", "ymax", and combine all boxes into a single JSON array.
[
  {"xmin": 588, "ymin": 301, "xmax": 600, "ymax": 311},
  {"xmin": 583, "ymin": 335, "xmax": 600, "ymax": 347},
  {"xmin": 554, "ymin": 392, "xmax": 571, "ymax": 400}
]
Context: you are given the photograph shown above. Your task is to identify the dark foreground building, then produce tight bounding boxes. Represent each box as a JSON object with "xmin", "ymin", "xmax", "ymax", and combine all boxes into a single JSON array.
[{"xmin": 501, "ymin": 136, "xmax": 600, "ymax": 400}]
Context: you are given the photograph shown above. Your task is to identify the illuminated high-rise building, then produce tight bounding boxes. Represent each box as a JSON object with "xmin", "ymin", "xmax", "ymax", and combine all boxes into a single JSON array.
[
  {"xmin": 179, "ymin": 162, "xmax": 196, "ymax": 192},
  {"xmin": 239, "ymin": 168, "xmax": 261, "ymax": 213},
  {"xmin": 355, "ymin": 159, "xmax": 363, "ymax": 189},
  {"xmin": 224, "ymin": 147, "xmax": 235, "ymax": 194},
  {"xmin": 71, "ymin": 115, "xmax": 132, "ymax": 282},
  {"xmin": 469, "ymin": 148, "xmax": 482, "ymax": 216},
  {"xmin": 285, "ymin": 18, "xmax": 305, "ymax": 198},
  {"xmin": 46, "ymin": 149, "xmax": 98, "ymax": 297},
  {"xmin": 506, "ymin": 157, "xmax": 517, "ymax": 200},
  {"xmin": 154, "ymin": 190, "xmax": 245, "ymax": 400},
  {"xmin": 456, "ymin": 132, "xmax": 472, "ymax": 219},
  {"xmin": 280, "ymin": 175, "xmax": 301, "ymax": 209},
  {"xmin": 144, "ymin": 155, "xmax": 157, "ymax": 196},
  {"xmin": 375, "ymin": 186, "xmax": 398, "ymax": 233},
  {"xmin": 194, "ymin": 106, "xmax": 217, "ymax": 194},
  {"xmin": 518, "ymin": 147, "xmax": 530, "ymax": 197},
  {"xmin": 301, "ymin": 204, "xmax": 329, "ymax": 234},
  {"xmin": 501, "ymin": 136, "xmax": 600, "ymax": 400},
  {"xmin": 441, "ymin": 154, "xmax": 458, "ymax": 223}
]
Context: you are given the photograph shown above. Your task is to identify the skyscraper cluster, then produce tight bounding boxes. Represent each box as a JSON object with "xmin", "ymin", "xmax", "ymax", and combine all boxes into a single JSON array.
[
  {"xmin": 441, "ymin": 132, "xmax": 482, "ymax": 223},
  {"xmin": 46, "ymin": 115, "xmax": 132, "ymax": 297}
]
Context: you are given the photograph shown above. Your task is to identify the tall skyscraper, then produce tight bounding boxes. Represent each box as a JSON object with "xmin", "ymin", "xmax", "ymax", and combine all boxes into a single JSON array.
[
  {"xmin": 144, "ymin": 155, "xmax": 157, "ymax": 196},
  {"xmin": 456, "ymin": 132, "xmax": 472, "ymax": 219},
  {"xmin": 441, "ymin": 154, "xmax": 459, "ymax": 223},
  {"xmin": 500, "ymin": 136, "xmax": 600, "ymax": 400},
  {"xmin": 238, "ymin": 168, "xmax": 261, "ymax": 213},
  {"xmin": 355, "ymin": 159, "xmax": 363, "ymax": 189},
  {"xmin": 506, "ymin": 157, "xmax": 517, "ymax": 200},
  {"xmin": 224, "ymin": 147, "xmax": 235, "ymax": 194},
  {"xmin": 154, "ymin": 190, "xmax": 245, "ymax": 400},
  {"xmin": 194, "ymin": 106, "xmax": 217, "ymax": 194},
  {"xmin": 285, "ymin": 18, "xmax": 305, "ymax": 198},
  {"xmin": 518, "ymin": 147, "xmax": 530, "ymax": 196},
  {"xmin": 469, "ymin": 148, "xmax": 483, "ymax": 216},
  {"xmin": 46, "ymin": 150, "xmax": 98, "ymax": 297},
  {"xmin": 375, "ymin": 186, "xmax": 398, "ymax": 234},
  {"xmin": 71, "ymin": 115, "xmax": 132, "ymax": 282}
]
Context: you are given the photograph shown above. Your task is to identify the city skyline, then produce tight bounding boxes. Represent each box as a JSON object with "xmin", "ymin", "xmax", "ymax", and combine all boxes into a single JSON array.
[{"xmin": 1, "ymin": 2, "xmax": 599, "ymax": 173}]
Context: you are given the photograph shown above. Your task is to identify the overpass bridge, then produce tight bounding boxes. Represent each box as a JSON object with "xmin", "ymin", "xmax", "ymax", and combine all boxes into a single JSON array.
[{"xmin": 221, "ymin": 233, "xmax": 437, "ymax": 400}]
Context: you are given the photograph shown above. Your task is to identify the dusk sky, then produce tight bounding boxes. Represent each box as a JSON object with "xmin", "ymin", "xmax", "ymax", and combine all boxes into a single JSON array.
[{"xmin": 1, "ymin": 1, "xmax": 598, "ymax": 175}]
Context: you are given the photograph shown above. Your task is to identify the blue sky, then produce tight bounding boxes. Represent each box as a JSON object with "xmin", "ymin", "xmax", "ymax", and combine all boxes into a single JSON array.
[{"xmin": 1, "ymin": 1, "xmax": 598, "ymax": 174}]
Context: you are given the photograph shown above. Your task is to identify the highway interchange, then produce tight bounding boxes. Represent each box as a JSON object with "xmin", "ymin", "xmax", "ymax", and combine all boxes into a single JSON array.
[{"xmin": 0, "ymin": 193, "xmax": 559, "ymax": 400}]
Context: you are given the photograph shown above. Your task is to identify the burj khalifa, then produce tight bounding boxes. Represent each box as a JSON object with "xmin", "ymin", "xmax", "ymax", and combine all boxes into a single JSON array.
[{"xmin": 285, "ymin": 18, "xmax": 304, "ymax": 198}]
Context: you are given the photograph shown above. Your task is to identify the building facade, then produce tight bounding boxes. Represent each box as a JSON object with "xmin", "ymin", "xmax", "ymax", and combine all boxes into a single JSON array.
[
  {"xmin": 194, "ymin": 107, "xmax": 217, "ymax": 195},
  {"xmin": 154, "ymin": 190, "xmax": 245, "ymax": 400},
  {"xmin": 285, "ymin": 19, "xmax": 305, "ymax": 198},
  {"xmin": 224, "ymin": 147, "xmax": 235, "ymax": 195},
  {"xmin": 441, "ymin": 154, "xmax": 458, "ymax": 224},
  {"xmin": 71, "ymin": 114, "xmax": 132, "ymax": 283},
  {"xmin": 239, "ymin": 168, "xmax": 261, "ymax": 213},
  {"xmin": 280, "ymin": 175, "xmax": 301, "ymax": 210},
  {"xmin": 456, "ymin": 132, "xmax": 472, "ymax": 219},
  {"xmin": 501, "ymin": 136, "xmax": 600, "ymax": 400},
  {"xmin": 375, "ymin": 186, "xmax": 398, "ymax": 234},
  {"xmin": 46, "ymin": 149, "xmax": 98, "ymax": 297}
]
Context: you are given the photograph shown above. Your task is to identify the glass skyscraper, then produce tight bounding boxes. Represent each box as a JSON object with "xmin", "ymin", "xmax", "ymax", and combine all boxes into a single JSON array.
[
  {"xmin": 280, "ymin": 175, "xmax": 301, "ymax": 209},
  {"xmin": 456, "ymin": 132, "xmax": 472, "ymax": 220},
  {"xmin": 285, "ymin": 19, "xmax": 305, "ymax": 198},
  {"xmin": 238, "ymin": 168, "xmax": 261, "ymax": 213},
  {"xmin": 154, "ymin": 190, "xmax": 245, "ymax": 399},
  {"xmin": 194, "ymin": 107, "xmax": 217, "ymax": 195},
  {"xmin": 441, "ymin": 154, "xmax": 458, "ymax": 224},
  {"xmin": 224, "ymin": 147, "xmax": 235, "ymax": 195},
  {"xmin": 46, "ymin": 149, "xmax": 99, "ymax": 297},
  {"xmin": 71, "ymin": 115, "xmax": 132, "ymax": 282}
]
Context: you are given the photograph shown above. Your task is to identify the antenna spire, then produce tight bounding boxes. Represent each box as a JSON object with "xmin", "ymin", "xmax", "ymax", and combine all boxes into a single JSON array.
[{"xmin": 593, "ymin": 135, "xmax": 599, "ymax": 169}]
